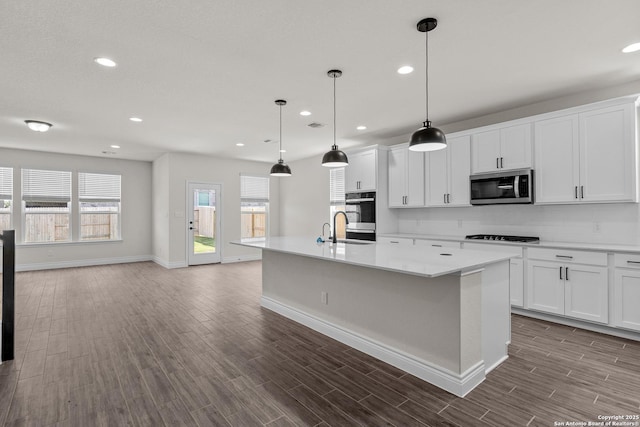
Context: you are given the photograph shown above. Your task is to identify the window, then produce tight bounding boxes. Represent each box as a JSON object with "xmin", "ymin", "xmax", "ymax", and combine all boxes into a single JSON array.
[
  {"xmin": 0, "ymin": 167, "xmax": 12, "ymax": 233},
  {"xmin": 79, "ymin": 172, "xmax": 121, "ymax": 240},
  {"xmin": 22, "ymin": 168, "xmax": 71, "ymax": 242},
  {"xmin": 240, "ymin": 175, "xmax": 269, "ymax": 241},
  {"xmin": 329, "ymin": 167, "xmax": 346, "ymax": 238}
]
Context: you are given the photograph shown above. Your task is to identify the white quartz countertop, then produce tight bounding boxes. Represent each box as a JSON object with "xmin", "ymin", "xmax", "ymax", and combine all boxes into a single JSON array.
[
  {"xmin": 232, "ymin": 236, "xmax": 513, "ymax": 278},
  {"xmin": 379, "ymin": 233, "xmax": 640, "ymax": 254}
]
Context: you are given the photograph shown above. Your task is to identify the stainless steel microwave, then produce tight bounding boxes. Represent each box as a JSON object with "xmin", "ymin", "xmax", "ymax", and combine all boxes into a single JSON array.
[{"xmin": 470, "ymin": 169, "xmax": 534, "ymax": 205}]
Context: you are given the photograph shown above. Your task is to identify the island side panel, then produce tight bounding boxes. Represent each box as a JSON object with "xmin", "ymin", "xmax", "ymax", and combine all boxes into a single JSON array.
[
  {"xmin": 261, "ymin": 250, "xmax": 476, "ymax": 375},
  {"xmin": 481, "ymin": 259, "xmax": 511, "ymax": 371},
  {"xmin": 459, "ymin": 270, "xmax": 483, "ymax": 374}
]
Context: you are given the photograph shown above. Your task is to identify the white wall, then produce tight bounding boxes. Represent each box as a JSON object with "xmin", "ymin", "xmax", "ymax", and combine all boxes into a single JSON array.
[
  {"xmin": 0, "ymin": 147, "xmax": 152, "ymax": 270},
  {"xmin": 152, "ymin": 152, "xmax": 280, "ymax": 267},
  {"xmin": 279, "ymin": 155, "xmax": 330, "ymax": 237}
]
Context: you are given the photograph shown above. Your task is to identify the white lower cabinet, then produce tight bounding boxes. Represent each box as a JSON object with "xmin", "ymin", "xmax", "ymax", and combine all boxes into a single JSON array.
[
  {"xmin": 414, "ymin": 239, "xmax": 460, "ymax": 249},
  {"xmin": 526, "ymin": 248, "xmax": 608, "ymax": 324},
  {"xmin": 377, "ymin": 236, "xmax": 413, "ymax": 245},
  {"xmin": 614, "ymin": 254, "xmax": 640, "ymax": 332},
  {"xmin": 509, "ymin": 258, "xmax": 524, "ymax": 308}
]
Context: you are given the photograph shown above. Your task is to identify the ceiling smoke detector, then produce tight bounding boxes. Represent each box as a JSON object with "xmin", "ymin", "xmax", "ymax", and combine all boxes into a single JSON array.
[{"xmin": 307, "ymin": 122, "xmax": 325, "ymax": 128}]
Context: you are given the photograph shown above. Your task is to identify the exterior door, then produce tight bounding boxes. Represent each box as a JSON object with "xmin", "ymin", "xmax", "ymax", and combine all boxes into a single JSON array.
[{"xmin": 187, "ymin": 182, "xmax": 221, "ymax": 265}]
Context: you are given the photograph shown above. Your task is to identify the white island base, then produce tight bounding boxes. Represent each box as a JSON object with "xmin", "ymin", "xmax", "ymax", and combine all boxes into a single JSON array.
[{"xmin": 259, "ymin": 247, "xmax": 511, "ymax": 397}]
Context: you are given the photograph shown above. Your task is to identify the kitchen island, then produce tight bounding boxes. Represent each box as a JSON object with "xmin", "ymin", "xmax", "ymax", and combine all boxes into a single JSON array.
[{"xmin": 233, "ymin": 236, "xmax": 513, "ymax": 397}]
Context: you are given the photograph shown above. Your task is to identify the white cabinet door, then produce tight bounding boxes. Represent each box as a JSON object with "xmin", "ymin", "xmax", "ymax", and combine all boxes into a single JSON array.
[
  {"xmin": 564, "ymin": 264, "xmax": 608, "ymax": 324},
  {"xmin": 579, "ymin": 104, "xmax": 636, "ymax": 203},
  {"xmin": 388, "ymin": 147, "xmax": 406, "ymax": 207},
  {"xmin": 527, "ymin": 260, "xmax": 564, "ymax": 315},
  {"xmin": 471, "ymin": 129, "xmax": 501, "ymax": 173},
  {"xmin": 510, "ymin": 258, "xmax": 524, "ymax": 308},
  {"xmin": 425, "ymin": 147, "xmax": 448, "ymax": 207},
  {"xmin": 377, "ymin": 236, "xmax": 413, "ymax": 245},
  {"xmin": 406, "ymin": 149, "xmax": 425, "ymax": 207},
  {"xmin": 346, "ymin": 150, "xmax": 377, "ymax": 192},
  {"xmin": 447, "ymin": 135, "xmax": 471, "ymax": 206},
  {"xmin": 500, "ymin": 123, "xmax": 532, "ymax": 170},
  {"xmin": 614, "ymin": 269, "xmax": 640, "ymax": 332},
  {"xmin": 534, "ymin": 115, "xmax": 580, "ymax": 204}
]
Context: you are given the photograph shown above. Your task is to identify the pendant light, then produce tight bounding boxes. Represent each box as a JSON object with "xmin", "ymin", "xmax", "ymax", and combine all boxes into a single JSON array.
[
  {"xmin": 409, "ymin": 18, "xmax": 447, "ymax": 152},
  {"xmin": 270, "ymin": 99, "xmax": 292, "ymax": 177},
  {"xmin": 321, "ymin": 69, "xmax": 349, "ymax": 167}
]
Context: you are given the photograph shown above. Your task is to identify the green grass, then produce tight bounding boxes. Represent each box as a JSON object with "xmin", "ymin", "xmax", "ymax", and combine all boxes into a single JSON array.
[{"xmin": 194, "ymin": 235, "xmax": 216, "ymax": 253}]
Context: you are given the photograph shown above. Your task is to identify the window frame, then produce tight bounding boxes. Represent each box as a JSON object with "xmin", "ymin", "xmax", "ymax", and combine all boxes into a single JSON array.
[
  {"xmin": 78, "ymin": 172, "xmax": 122, "ymax": 241},
  {"xmin": 240, "ymin": 174, "xmax": 270, "ymax": 242},
  {"xmin": 0, "ymin": 166, "xmax": 13, "ymax": 233},
  {"xmin": 22, "ymin": 168, "xmax": 72, "ymax": 243}
]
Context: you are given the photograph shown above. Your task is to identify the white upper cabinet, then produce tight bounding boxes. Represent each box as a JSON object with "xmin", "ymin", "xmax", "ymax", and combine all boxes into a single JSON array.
[
  {"xmin": 345, "ymin": 149, "xmax": 377, "ymax": 192},
  {"xmin": 426, "ymin": 135, "xmax": 471, "ymax": 207},
  {"xmin": 535, "ymin": 101, "xmax": 638, "ymax": 204},
  {"xmin": 388, "ymin": 145, "xmax": 425, "ymax": 207},
  {"xmin": 471, "ymin": 123, "xmax": 532, "ymax": 173}
]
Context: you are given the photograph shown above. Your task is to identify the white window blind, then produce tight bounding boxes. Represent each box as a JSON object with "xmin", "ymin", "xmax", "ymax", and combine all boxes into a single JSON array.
[
  {"xmin": 0, "ymin": 167, "xmax": 12, "ymax": 200},
  {"xmin": 79, "ymin": 172, "xmax": 121, "ymax": 202},
  {"xmin": 22, "ymin": 169, "xmax": 71, "ymax": 202},
  {"xmin": 241, "ymin": 175, "xmax": 269, "ymax": 203},
  {"xmin": 330, "ymin": 167, "xmax": 345, "ymax": 205}
]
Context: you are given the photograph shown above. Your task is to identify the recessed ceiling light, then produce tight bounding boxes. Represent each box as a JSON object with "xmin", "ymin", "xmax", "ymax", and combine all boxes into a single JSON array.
[
  {"xmin": 24, "ymin": 120, "xmax": 52, "ymax": 132},
  {"xmin": 94, "ymin": 57, "xmax": 117, "ymax": 67},
  {"xmin": 279, "ymin": 149, "xmax": 286, "ymax": 153},
  {"xmin": 356, "ymin": 125, "xmax": 367, "ymax": 130},
  {"xmin": 397, "ymin": 65, "xmax": 414, "ymax": 74},
  {"xmin": 622, "ymin": 42, "xmax": 640, "ymax": 53},
  {"xmin": 129, "ymin": 117, "xmax": 142, "ymax": 122},
  {"xmin": 110, "ymin": 145, "xmax": 120, "ymax": 149},
  {"xmin": 300, "ymin": 111, "xmax": 312, "ymax": 116},
  {"xmin": 236, "ymin": 143, "xmax": 245, "ymax": 147}
]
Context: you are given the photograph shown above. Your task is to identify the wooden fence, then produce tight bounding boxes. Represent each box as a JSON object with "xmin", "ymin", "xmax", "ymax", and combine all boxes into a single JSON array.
[
  {"xmin": 22, "ymin": 213, "xmax": 119, "ymax": 242},
  {"xmin": 194, "ymin": 207, "xmax": 216, "ymax": 238},
  {"xmin": 241, "ymin": 212, "xmax": 266, "ymax": 238}
]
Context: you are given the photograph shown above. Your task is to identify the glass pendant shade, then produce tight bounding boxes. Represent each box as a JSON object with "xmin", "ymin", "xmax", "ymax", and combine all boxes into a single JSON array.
[
  {"xmin": 408, "ymin": 120, "xmax": 447, "ymax": 152},
  {"xmin": 322, "ymin": 145, "xmax": 349, "ymax": 167},
  {"xmin": 270, "ymin": 159, "xmax": 292, "ymax": 176}
]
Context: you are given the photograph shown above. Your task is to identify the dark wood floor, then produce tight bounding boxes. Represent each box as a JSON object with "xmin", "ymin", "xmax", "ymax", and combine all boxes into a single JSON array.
[{"xmin": 0, "ymin": 261, "xmax": 639, "ymax": 426}]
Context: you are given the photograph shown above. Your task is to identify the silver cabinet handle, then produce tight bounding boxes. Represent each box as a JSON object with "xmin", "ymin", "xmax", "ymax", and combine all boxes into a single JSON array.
[
  {"xmin": 447, "ymin": 193, "xmax": 451, "ymax": 204},
  {"xmin": 390, "ymin": 241, "xmax": 399, "ymax": 244},
  {"xmin": 559, "ymin": 266, "xmax": 563, "ymax": 280},
  {"xmin": 575, "ymin": 186, "xmax": 578, "ymax": 199},
  {"xmin": 496, "ymin": 158, "xmax": 499, "ymax": 169},
  {"xmin": 580, "ymin": 185, "xmax": 584, "ymax": 199},
  {"xmin": 432, "ymin": 244, "xmax": 442, "ymax": 247},
  {"xmin": 500, "ymin": 157, "xmax": 504, "ymax": 168},
  {"xmin": 627, "ymin": 260, "xmax": 640, "ymax": 265},
  {"xmin": 555, "ymin": 255, "xmax": 573, "ymax": 259},
  {"xmin": 565, "ymin": 267, "xmax": 569, "ymax": 281}
]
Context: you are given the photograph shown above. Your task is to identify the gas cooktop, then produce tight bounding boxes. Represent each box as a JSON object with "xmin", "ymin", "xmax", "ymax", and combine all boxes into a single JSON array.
[{"xmin": 465, "ymin": 234, "xmax": 540, "ymax": 243}]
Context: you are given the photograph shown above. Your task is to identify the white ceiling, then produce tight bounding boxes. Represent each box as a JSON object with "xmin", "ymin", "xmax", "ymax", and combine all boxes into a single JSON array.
[{"xmin": 2, "ymin": 0, "xmax": 640, "ymax": 163}]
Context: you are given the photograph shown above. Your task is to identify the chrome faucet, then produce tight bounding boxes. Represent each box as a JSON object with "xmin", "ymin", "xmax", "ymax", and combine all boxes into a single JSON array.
[
  {"xmin": 331, "ymin": 211, "xmax": 349, "ymax": 244},
  {"xmin": 321, "ymin": 222, "xmax": 331, "ymax": 241}
]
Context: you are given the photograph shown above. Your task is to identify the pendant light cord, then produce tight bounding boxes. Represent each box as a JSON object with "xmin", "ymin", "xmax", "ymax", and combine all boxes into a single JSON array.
[
  {"xmin": 333, "ymin": 74, "xmax": 337, "ymax": 148},
  {"xmin": 279, "ymin": 103, "xmax": 283, "ymax": 162},
  {"xmin": 425, "ymin": 26, "xmax": 429, "ymax": 124}
]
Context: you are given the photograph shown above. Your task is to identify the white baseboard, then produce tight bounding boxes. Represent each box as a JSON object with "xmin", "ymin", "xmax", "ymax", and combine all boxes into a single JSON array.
[
  {"xmin": 512, "ymin": 307, "xmax": 640, "ymax": 342},
  {"xmin": 261, "ymin": 296, "xmax": 485, "ymax": 397},
  {"xmin": 11, "ymin": 255, "xmax": 153, "ymax": 272},
  {"xmin": 152, "ymin": 257, "xmax": 188, "ymax": 269},
  {"xmin": 222, "ymin": 254, "xmax": 261, "ymax": 264}
]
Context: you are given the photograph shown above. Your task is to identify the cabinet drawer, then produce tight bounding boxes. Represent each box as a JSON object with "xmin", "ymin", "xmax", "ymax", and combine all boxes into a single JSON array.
[
  {"xmin": 377, "ymin": 237, "xmax": 413, "ymax": 245},
  {"xmin": 414, "ymin": 239, "xmax": 460, "ymax": 249},
  {"xmin": 463, "ymin": 242, "xmax": 523, "ymax": 257},
  {"xmin": 528, "ymin": 247, "xmax": 607, "ymax": 266},
  {"xmin": 614, "ymin": 253, "xmax": 640, "ymax": 269}
]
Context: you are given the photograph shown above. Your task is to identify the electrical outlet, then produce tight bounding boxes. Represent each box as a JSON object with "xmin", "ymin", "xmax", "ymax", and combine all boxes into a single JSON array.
[
  {"xmin": 321, "ymin": 291, "xmax": 328, "ymax": 305},
  {"xmin": 593, "ymin": 222, "xmax": 601, "ymax": 233},
  {"xmin": 458, "ymin": 220, "xmax": 463, "ymax": 228}
]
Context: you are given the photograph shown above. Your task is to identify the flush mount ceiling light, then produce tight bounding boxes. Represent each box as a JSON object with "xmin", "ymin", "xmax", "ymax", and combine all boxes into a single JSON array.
[
  {"xmin": 24, "ymin": 120, "xmax": 52, "ymax": 132},
  {"xmin": 409, "ymin": 18, "xmax": 447, "ymax": 152},
  {"xmin": 397, "ymin": 65, "xmax": 414, "ymax": 74},
  {"xmin": 322, "ymin": 70, "xmax": 349, "ymax": 167},
  {"xmin": 270, "ymin": 100, "xmax": 292, "ymax": 177},
  {"xmin": 622, "ymin": 42, "xmax": 640, "ymax": 53},
  {"xmin": 94, "ymin": 57, "xmax": 117, "ymax": 67}
]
